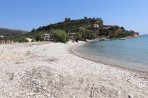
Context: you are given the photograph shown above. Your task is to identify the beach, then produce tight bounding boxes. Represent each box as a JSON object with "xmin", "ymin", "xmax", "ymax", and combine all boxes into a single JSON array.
[{"xmin": 0, "ymin": 41, "xmax": 148, "ymax": 98}]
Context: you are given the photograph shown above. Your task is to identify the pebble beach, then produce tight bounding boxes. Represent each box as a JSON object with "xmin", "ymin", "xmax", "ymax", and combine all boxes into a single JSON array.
[{"xmin": 0, "ymin": 41, "xmax": 148, "ymax": 98}]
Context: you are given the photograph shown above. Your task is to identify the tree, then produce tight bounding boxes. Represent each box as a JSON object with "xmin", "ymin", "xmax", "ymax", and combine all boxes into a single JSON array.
[
  {"xmin": 64, "ymin": 18, "xmax": 71, "ymax": 23},
  {"xmin": 84, "ymin": 17, "xmax": 87, "ymax": 20},
  {"xmin": 35, "ymin": 34, "xmax": 42, "ymax": 42},
  {"xmin": 18, "ymin": 38, "xmax": 29, "ymax": 43},
  {"xmin": 74, "ymin": 32, "xmax": 82, "ymax": 42},
  {"xmin": 79, "ymin": 27, "xmax": 86, "ymax": 40},
  {"xmin": 85, "ymin": 30, "xmax": 97, "ymax": 40},
  {"xmin": 31, "ymin": 28, "xmax": 35, "ymax": 32},
  {"xmin": 78, "ymin": 27, "xmax": 97, "ymax": 40},
  {"xmin": 53, "ymin": 30, "xmax": 68, "ymax": 43}
]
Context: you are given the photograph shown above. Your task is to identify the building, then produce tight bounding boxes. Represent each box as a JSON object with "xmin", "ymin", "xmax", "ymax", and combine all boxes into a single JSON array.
[
  {"xmin": 133, "ymin": 33, "xmax": 139, "ymax": 38},
  {"xmin": 104, "ymin": 25, "xmax": 116, "ymax": 29},
  {"xmin": 0, "ymin": 40, "xmax": 5, "ymax": 44},
  {"xmin": 0, "ymin": 40, "xmax": 15, "ymax": 44},
  {"xmin": 93, "ymin": 24, "xmax": 99, "ymax": 29},
  {"xmin": 69, "ymin": 32, "xmax": 76, "ymax": 40},
  {"xmin": 43, "ymin": 33, "xmax": 53, "ymax": 41},
  {"xmin": 0, "ymin": 35, "xmax": 4, "ymax": 38}
]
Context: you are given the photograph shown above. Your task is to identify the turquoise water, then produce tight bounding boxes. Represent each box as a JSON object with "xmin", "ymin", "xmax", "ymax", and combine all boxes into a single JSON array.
[{"xmin": 75, "ymin": 36, "xmax": 148, "ymax": 72}]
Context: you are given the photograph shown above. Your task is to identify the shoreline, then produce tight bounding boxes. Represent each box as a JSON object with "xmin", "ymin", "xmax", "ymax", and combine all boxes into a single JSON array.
[{"xmin": 69, "ymin": 41, "xmax": 148, "ymax": 76}]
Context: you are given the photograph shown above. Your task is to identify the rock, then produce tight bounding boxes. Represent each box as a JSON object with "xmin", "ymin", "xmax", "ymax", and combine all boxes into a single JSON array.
[{"xmin": 128, "ymin": 95, "xmax": 132, "ymax": 98}]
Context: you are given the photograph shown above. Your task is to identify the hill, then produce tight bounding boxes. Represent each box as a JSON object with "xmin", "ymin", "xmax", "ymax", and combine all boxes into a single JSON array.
[
  {"xmin": 0, "ymin": 28, "xmax": 28, "ymax": 42},
  {"xmin": 0, "ymin": 17, "xmax": 139, "ymax": 42},
  {"xmin": 28, "ymin": 17, "xmax": 139, "ymax": 39},
  {"xmin": 0, "ymin": 28, "xmax": 28, "ymax": 36},
  {"xmin": 141, "ymin": 34, "xmax": 148, "ymax": 37}
]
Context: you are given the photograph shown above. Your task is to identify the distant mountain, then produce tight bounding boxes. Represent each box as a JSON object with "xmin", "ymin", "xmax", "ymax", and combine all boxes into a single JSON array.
[
  {"xmin": 141, "ymin": 34, "xmax": 148, "ymax": 36},
  {"xmin": 141, "ymin": 34, "xmax": 148, "ymax": 37},
  {"xmin": 0, "ymin": 28, "xmax": 28, "ymax": 37}
]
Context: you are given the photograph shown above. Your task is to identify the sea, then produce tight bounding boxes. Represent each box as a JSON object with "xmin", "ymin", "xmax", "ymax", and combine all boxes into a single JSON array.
[{"xmin": 75, "ymin": 35, "xmax": 148, "ymax": 72}]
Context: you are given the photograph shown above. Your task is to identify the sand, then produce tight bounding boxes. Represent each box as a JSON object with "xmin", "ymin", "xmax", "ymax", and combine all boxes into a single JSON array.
[{"xmin": 0, "ymin": 41, "xmax": 148, "ymax": 98}]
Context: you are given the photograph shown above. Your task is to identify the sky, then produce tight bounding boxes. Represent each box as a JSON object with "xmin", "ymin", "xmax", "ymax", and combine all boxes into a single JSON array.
[{"xmin": 0, "ymin": 0, "xmax": 148, "ymax": 34}]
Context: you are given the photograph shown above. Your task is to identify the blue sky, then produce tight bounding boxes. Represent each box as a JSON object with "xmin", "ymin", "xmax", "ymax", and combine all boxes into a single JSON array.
[{"xmin": 0, "ymin": 0, "xmax": 148, "ymax": 34}]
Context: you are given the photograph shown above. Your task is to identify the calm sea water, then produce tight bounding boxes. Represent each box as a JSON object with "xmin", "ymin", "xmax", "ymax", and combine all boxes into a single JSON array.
[{"xmin": 75, "ymin": 36, "xmax": 148, "ymax": 72}]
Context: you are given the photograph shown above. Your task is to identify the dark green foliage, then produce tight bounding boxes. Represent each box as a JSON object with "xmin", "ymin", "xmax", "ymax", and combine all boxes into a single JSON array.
[
  {"xmin": 1, "ymin": 17, "xmax": 138, "ymax": 42},
  {"xmin": 24, "ymin": 30, "xmax": 47, "ymax": 40},
  {"xmin": 18, "ymin": 38, "xmax": 29, "ymax": 43},
  {"xmin": 78, "ymin": 27, "xmax": 97, "ymax": 41},
  {"xmin": 84, "ymin": 17, "xmax": 87, "ymax": 20},
  {"xmin": 85, "ymin": 30, "xmax": 97, "ymax": 40},
  {"xmin": 53, "ymin": 30, "xmax": 68, "ymax": 43},
  {"xmin": 64, "ymin": 18, "xmax": 71, "ymax": 23},
  {"xmin": 35, "ymin": 18, "xmax": 103, "ymax": 33},
  {"xmin": 31, "ymin": 28, "xmax": 36, "ymax": 32},
  {"xmin": 35, "ymin": 34, "xmax": 42, "ymax": 42},
  {"xmin": 0, "ymin": 28, "xmax": 28, "ymax": 36},
  {"xmin": 110, "ymin": 33, "xmax": 128, "ymax": 38},
  {"xmin": 99, "ymin": 25, "xmax": 139, "ymax": 38},
  {"xmin": 99, "ymin": 29, "xmax": 110, "ymax": 36},
  {"xmin": 0, "ymin": 28, "xmax": 28, "ymax": 41},
  {"xmin": 0, "ymin": 37, "xmax": 5, "ymax": 41},
  {"xmin": 17, "ymin": 18, "xmax": 102, "ymax": 42},
  {"xmin": 74, "ymin": 32, "xmax": 82, "ymax": 42}
]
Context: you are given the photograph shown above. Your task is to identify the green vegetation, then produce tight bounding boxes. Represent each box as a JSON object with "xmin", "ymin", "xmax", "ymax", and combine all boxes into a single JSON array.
[
  {"xmin": 0, "ymin": 28, "xmax": 29, "ymax": 42},
  {"xmin": 36, "ymin": 17, "xmax": 103, "ymax": 33},
  {"xmin": 0, "ymin": 28, "xmax": 28, "ymax": 37},
  {"xmin": 35, "ymin": 34, "xmax": 43, "ymax": 42},
  {"xmin": 52, "ymin": 30, "xmax": 68, "ymax": 43},
  {"xmin": 17, "ymin": 38, "xmax": 29, "ymax": 43},
  {"xmin": 99, "ymin": 26, "xmax": 139, "ymax": 38},
  {"xmin": 73, "ymin": 27, "xmax": 97, "ymax": 42},
  {"xmin": 84, "ymin": 30, "xmax": 97, "ymax": 40},
  {"xmin": 74, "ymin": 32, "xmax": 82, "ymax": 42},
  {"xmin": 0, "ymin": 17, "xmax": 139, "ymax": 43}
]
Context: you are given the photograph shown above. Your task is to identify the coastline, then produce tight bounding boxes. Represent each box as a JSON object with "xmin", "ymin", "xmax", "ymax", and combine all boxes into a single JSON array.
[
  {"xmin": 69, "ymin": 41, "xmax": 148, "ymax": 76},
  {"xmin": 68, "ymin": 41, "xmax": 148, "ymax": 97},
  {"xmin": 0, "ymin": 41, "xmax": 148, "ymax": 98}
]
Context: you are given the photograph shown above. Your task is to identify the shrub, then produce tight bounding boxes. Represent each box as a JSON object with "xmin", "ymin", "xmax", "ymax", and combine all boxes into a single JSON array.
[
  {"xmin": 74, "ymin": 32, "xmax": 82, "ymax": 42},
  {"xmin": 53, "ymin": 30, "xmax": 68, "ymax": 43},
  {"xmin": 35, "ymin": 34, "xmax": 42, "ymax": 42},
  {"xmin": 18, "ymin": 38, "xmax": 29, "ymax": 43}
]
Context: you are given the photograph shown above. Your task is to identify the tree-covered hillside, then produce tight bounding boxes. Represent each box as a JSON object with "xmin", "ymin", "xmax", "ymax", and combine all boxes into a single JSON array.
[
  {"xmin": 0, "ymin": 17, "xmax": 139, "ymax": 42},
  {"xmin": 0, "ymin": 28, "xmax": 28, "ymax": 41},
  {"xmin": 0, "ymin": 28, "xmax": 28, "ymax": 36},
  {"xmin": 28, "ymin": 17, "xmax": 138, "ymax": 39},
  {"xmin": 35, "ymin": 17, "xmax": 103, "ymax": 33}
]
